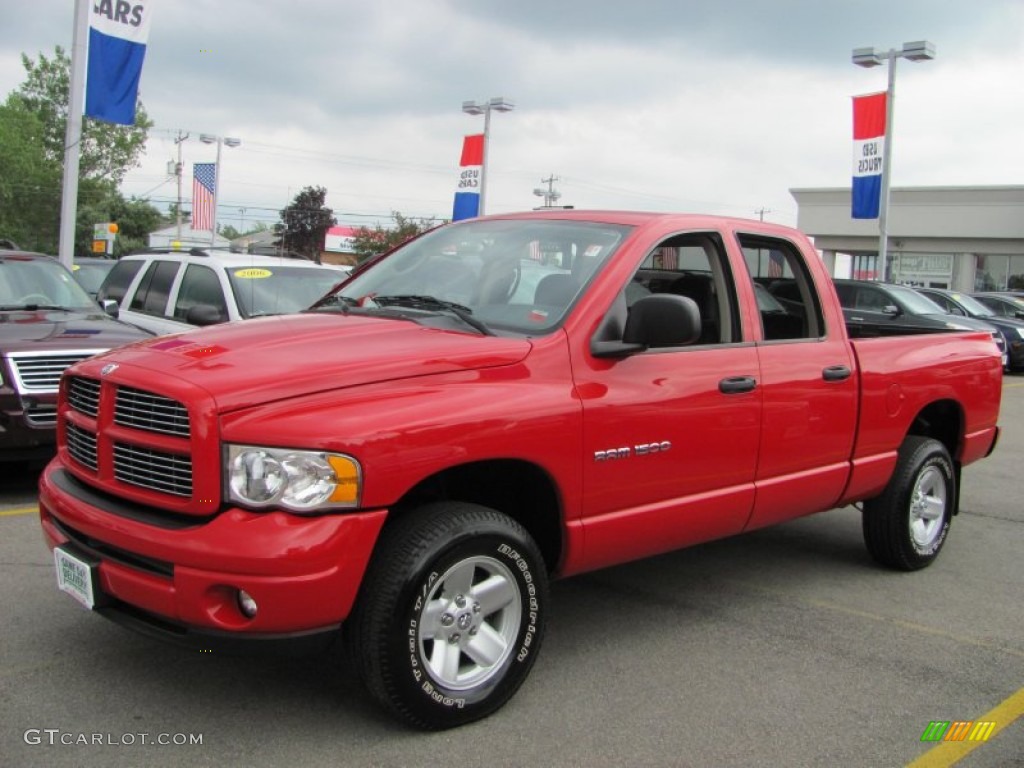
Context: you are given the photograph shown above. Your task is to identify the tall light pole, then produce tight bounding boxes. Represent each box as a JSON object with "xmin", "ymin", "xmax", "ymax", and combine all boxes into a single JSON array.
[
  {"xmin": 852, "ymin": 40, "xmax": 935, "ymax": 280},
  {"xmin": 199, "ymin": 134, "xmax": 241, "ymax": 246},
  {"xmin": 461, "ymin": 97, "xmax": 514, "ymax": 216}
]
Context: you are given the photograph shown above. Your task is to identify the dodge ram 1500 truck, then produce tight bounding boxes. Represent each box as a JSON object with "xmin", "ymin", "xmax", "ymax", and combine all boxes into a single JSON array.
[{"xmin": 38, "ymin": 212, "xmax": 1002, "ymax": 730}]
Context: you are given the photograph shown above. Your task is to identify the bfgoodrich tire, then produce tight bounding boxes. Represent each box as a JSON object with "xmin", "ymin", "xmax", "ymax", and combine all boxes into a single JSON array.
[
  {"xmin": 862, "ymin": 436, "xmax": 955, "ymax": 571},
  {"xmin": 346, "ymin": 502, "xmax": 548, "ymax": 730}
]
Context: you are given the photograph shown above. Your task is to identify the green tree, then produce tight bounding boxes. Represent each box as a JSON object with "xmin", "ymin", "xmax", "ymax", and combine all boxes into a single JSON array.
[
  {"xmin": 351, "ymin": 211, "xmax": 439, "ymax": 261},
  {"xmin": 0, "ymin": 99, "xmax": 61, "ymax": 250},
  {"xmin": 1, "ymin": 46, "xmax": 155, "ymax": 255},
  {"xmin": 16, "ymin": 46, "xmax": 151, "ymax": 185},
  {"xmin": 276, "ymin": 186, "xmax": 336, "ymax": 262}
]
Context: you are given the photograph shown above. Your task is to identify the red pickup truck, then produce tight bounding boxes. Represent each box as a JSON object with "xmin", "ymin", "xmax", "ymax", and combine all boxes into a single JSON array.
[{"xmin": 38, "ymin": 212, "xmax": 1002, "ymax": 729}]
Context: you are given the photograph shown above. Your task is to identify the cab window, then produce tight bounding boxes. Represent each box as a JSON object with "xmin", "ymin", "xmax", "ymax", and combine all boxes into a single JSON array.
[
  {"xmin": 740, "ymin": 235, "xmax": 825, "ymax": 341},
  {"xmin": 130, "ymin": 260, "xmax": 180, "ymax": 316},
  {"xmin": 174, "ymin": 264, "xmax": 227, "ymax": 322},
  {"xmin": 624, "ymin": 232, "xmax": 742, "ymax": 346},
  {"xmin": 98, "ymin": 259, "xmax": 144, "ymax": 303}
]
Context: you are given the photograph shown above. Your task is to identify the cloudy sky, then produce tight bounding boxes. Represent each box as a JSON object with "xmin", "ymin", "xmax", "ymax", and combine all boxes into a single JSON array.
[{"xmin": 2, "ymin": 0, "xmax": 1022, "ymax": 232}]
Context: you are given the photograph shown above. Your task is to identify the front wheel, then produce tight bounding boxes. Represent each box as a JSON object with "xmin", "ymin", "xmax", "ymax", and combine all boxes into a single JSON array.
[
  {"xmin": 346, "ymin": 502, "xmax": 548, "ymax": 730},
  {"xmin": 862, "ymin": 436, "xmax": 955, "ymax": 571}
]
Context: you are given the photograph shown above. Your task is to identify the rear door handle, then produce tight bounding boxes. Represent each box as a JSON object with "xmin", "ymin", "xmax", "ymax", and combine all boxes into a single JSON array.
[
  {"xmin": 719, "ymin": 376, "xmax": 757, "ymax": 394},
  {"xmin": 822, "ymin": 365, "xmax": 852, "ymax": 382}
]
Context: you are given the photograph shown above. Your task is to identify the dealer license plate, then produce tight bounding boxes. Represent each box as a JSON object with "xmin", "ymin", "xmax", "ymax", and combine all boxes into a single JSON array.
[{"xmin": 54, "ymin": 546, "xmax": 98, "ymax": 610}]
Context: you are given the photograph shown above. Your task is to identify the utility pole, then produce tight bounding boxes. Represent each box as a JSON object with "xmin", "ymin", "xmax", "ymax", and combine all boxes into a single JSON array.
[
  {"xmin": 174, "ymin": 131, "xmax": 189, "ymax": 240},
  {"xmin": 533, "ymin": 174, "xmax": 562, "ymax": 208},
  {"xmin": 755, "ymin": 207, "xmax": 772, "ymax": 222}
]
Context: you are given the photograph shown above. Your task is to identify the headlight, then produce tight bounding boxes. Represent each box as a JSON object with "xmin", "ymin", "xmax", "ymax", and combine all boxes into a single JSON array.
[{"xmin": 226, "ymin": 445, "xmax": 361, "ymax": 512}]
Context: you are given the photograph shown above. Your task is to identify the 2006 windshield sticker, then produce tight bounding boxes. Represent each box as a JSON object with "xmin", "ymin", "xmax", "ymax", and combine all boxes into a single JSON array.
[{"xmin": 234, "ymin": 268, "xmax": 272, "ymax": 279}]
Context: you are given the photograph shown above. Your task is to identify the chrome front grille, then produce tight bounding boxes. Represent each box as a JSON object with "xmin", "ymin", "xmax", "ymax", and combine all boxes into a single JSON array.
[
  {"xmin": 7, "ymin": 351, "xmax": 105, "ymax": 394},
  {"xmin": 63, "ymin": 377, "xmax": 200, "ymax": 507},
  {"xmin": 67, "ymin": 376, "xmax": 101, "ymax": 417},
  {"xmin": 66, "ymin": 421, "xmax": 98, "ymax": 470},
  {"xmin": 113, "ymin": 443, "xmax": 193, "ymax": 497},
  {"xmin": 115, "ymin": 386, "xmax": 191, "ymax": 437},
  {"xmin": 25, "ymin": 404, "xmax": 58, "ymax": 427}
]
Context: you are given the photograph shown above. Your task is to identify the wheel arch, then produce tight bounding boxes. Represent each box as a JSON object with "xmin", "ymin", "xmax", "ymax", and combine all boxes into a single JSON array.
[
  {"xmin": 905, "ymin": 398, "xmax": 963, "ymax": 462},
  {"xmin": 387, "ymin": 459, "xmax": 564, "ymax": 573},
  {"xmin": 904, "ymin": 398, "xmax": 964, "ymax": 514}
]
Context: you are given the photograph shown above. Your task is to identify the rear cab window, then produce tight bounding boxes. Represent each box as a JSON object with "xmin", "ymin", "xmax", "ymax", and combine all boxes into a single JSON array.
[
  {"xmin": 98, "ymin": 259, "xmax": 144, "ymax": 303},
  {"xmin": 738, "ymin": 235, "xmax": 826, "ymax": 341},
  {"xmin": 129, "ymin": 260, "xmax": 181, "ymax": 316}
]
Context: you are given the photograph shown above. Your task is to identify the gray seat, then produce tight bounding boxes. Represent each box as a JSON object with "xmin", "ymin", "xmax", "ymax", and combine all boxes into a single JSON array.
[{"xmin": 534, "ymin": 274, "xmax": 578, "ymax": 307}]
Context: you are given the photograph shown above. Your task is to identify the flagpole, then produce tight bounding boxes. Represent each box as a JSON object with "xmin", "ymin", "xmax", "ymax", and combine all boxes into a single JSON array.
[{"xmin": 58, "ymin": 0, "xmax": 89, "ymax": 269}]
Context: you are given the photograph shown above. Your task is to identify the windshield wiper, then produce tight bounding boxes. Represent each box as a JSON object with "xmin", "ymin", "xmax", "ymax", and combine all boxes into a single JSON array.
[
  {"xmin": 0, "ymin": 304, "xmax": 70, "ymax": 311},
  {"xmin": 370, "ymin": 295, "xmax": 493, "ymax": 335}
]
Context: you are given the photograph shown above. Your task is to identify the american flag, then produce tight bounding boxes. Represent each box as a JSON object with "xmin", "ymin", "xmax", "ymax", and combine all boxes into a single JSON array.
[
  {"xmin": 192, "ymin": 163, "xmax": 216, "ymax": 231},
  {"xmin": 767, "ymin": 250, "xmax": 785, "ymax": 278}
]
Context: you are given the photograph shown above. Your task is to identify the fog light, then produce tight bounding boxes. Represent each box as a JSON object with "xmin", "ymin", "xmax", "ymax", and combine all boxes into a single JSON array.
[{"xmin": 237, "ymin": 589, "xmax": 258, "ymax": 619}]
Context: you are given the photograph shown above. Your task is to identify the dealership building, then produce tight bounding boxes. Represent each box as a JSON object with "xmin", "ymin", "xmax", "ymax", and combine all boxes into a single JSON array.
[{"xmin": 789, "ymin": 185, "xmax": 1024, "ymax": 292}]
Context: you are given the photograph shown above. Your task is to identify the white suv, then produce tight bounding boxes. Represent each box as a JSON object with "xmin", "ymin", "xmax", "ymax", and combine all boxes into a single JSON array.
[{"xmin": 98, "ymin": 249, "xmax": 351, "ymax": 335}]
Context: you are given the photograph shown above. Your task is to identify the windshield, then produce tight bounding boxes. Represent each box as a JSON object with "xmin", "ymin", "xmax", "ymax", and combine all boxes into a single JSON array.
[
  {"xmin": 317, "ymin": 219, "xmax": 632, "ymax": 334},
  {"xmin": 72, "ymin": 261, "xmax": 116, "ymax": 295},
  {"xmin": 227, "ymin": 266, "xmax": 349, "ymax": 318},
  {"xmin": 946, "ymin": 292, "xmax": 995, "ymax": 317},
  {"xmin": 887, "ymin": 284, "xmax": 948, "ymax": 315},
  {"xmin": 0, "ymin": 257, "xmax": 98, "ymax": 311}
]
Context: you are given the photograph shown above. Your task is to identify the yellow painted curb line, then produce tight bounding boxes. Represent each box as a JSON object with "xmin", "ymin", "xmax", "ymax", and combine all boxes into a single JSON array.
[
  {"xmin": 0, "ymin": 505, "xmax": 38, "ymax": 517},
  {"xmin": 906, "ymin": 686, "xmax": 1024, "ymax": 767}
]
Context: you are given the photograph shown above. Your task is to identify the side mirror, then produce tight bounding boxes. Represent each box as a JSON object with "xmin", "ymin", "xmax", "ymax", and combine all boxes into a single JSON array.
[
  {"xmin": 949, "ymin": 306, "xmax": 966, "ymax": 316},
  {"xmin": 101, "ymin": 299, "xmax": 119, "ymax": 319},
  {"xmin": 185, "ymin": 304, "xmax": 226, "ymax": 326},
  {"xmin": 591, "ymin": 294, "xmax": 701, "ymax": 358},
  {"xmin": 882, "ymin": 304, "xmax": 902, "ymax": 316}
]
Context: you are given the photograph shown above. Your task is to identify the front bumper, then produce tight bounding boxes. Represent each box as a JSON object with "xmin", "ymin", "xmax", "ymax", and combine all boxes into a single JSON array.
[
  {"xmin": 1007, "ymin": 339, "xmax": 1024, "ymax": 372},
  {"xmin": 1, "ymin": 390, "xmax": 57, "ymax": 462},
  {"xmin": 39, "ymin": 460, "xmax": 388, "ymax": 639}
]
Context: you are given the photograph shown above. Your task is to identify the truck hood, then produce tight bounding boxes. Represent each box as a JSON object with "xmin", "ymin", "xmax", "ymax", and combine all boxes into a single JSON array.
[
  {"xmin": 0, "ymin": 307, "xmax": 152, "ymax": 352},
  {"xmin": 106, "ymin": 313, "xmax": 533, "ymax": 411}
]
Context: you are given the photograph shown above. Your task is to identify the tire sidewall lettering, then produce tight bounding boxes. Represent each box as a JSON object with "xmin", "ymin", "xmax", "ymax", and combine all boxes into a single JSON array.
[{"xmin": 401, "ymin": 535, "xmax": 542, "ymax": 711}]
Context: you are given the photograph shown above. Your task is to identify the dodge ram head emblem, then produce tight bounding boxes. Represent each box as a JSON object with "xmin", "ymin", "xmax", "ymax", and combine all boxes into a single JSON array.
[{"xmin": 101, "ymin": 363, "xmax": 119, "ymax": 376}]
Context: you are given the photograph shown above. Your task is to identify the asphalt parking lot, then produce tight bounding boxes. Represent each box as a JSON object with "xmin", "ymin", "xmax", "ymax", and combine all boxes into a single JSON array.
[{"xmin": 1, "ymin": 379, "xmax": 1021, "ymax": 768}]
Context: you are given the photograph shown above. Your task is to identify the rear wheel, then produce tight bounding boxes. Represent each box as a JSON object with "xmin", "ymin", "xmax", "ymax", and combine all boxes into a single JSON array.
[
  {"xmin": 346, "ymin": 502, "xmax": 547, "ymax": 730},
  {"xmin": 862, "ymin": 437, "xmax": 955, "ymax": 571}
]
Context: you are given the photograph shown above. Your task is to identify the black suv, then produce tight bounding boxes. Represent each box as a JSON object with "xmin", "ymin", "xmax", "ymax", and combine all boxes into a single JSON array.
[{"xmin": 1, "ymin": 249, "xmax": 152, "ymax": 463}]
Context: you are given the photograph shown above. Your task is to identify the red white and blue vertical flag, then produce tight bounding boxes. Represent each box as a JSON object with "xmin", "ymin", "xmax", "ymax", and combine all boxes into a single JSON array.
[
  {"xmin": 452, "ymin": 134, "xmax": 484, "ymax": 221},
  {"xmin": 85, "ymin": 0, "xmax": 155, "ymax": 125},
  {"xmin": 851, "ymin": 92, "xmax": 887, "ymax": 219},
  {"xmin": 192, "ymin": 163, "xmax": 216, "ymax": 231}
]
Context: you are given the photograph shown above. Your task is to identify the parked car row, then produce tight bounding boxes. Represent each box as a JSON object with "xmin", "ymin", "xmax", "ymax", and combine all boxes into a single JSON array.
[
  {"xmin": 2, "ymin": 237, "xmax": 1021, "ymax": 467},
  {"xmin": 767, "ymin": 277, "xmax": 1023, "ymax": 372}
]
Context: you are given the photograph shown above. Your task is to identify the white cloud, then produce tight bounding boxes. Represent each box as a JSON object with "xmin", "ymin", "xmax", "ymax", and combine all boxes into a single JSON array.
[{"xmin": 2, "ymin": 0, "xmax": 1021, "ymax": 232}]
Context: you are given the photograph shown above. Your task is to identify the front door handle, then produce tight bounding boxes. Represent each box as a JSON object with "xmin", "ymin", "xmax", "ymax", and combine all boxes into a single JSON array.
[
  {"xmin": 822, "ymin": 365, "xmax": 852, "ymax": 382},
  {"xmin": 719, "ymin": 376, "xmax": 757, "ymax": 394}
]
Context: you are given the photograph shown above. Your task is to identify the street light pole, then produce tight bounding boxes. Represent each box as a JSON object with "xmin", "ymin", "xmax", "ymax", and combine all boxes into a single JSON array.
[
  {"xmin": 462, "ymin": 97, "xmax": 514, "ymax": 216},
  {"xmin": 199, "ymin": 134, "xmax": 241, "ymax": 246},
  {"xmin": 852, "ymin": 40, "xmax": 935, "ymax": 281}
]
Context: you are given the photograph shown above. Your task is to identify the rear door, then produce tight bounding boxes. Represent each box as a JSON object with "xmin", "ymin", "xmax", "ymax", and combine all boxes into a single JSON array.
[{"xmin": 736, "ymin": 233, "xmax": 858, "ymax": 530}]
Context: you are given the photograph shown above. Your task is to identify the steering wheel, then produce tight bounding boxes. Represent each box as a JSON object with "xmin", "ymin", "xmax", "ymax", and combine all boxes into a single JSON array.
[{"xmin": 17, "ymin": 293, "xmax": 52, "ymax": 305}]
